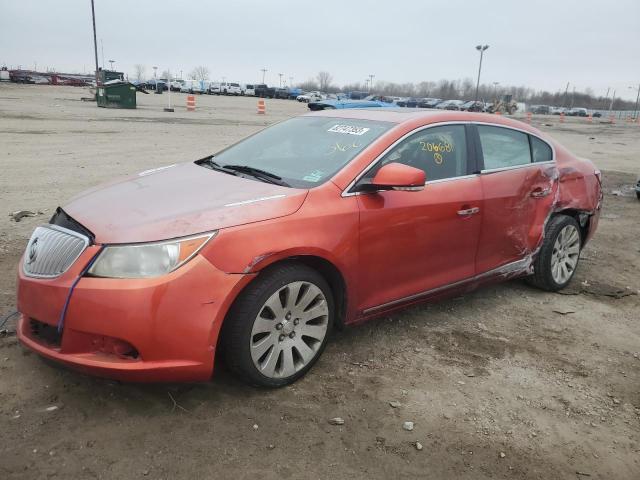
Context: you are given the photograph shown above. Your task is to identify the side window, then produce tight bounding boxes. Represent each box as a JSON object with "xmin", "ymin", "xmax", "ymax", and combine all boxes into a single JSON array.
[
  {"xmin": 367, "ymin": 125, "xmax": 468, "ymax": 182},
  {"xmin": 478, "ymin": 125, "xmax": 531, "ymax": 170},
  {"xmin": 531, "ymin": 136, "xmax": 553, "ymax": 163}
]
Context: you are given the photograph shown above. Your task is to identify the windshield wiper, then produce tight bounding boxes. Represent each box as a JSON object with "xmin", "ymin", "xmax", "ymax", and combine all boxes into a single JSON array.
[
  {"xmin": 201, "ymin": 157, "xmax": 240, "ymax": 177},
  {"xmin": 223, "ymin": 164, "xmax": 290, "ymax": 187}
]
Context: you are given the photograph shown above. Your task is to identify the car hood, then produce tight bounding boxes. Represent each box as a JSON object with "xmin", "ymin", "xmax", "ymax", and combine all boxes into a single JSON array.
[{"xmin": 63, "ymin": 162, "xmax": 308, "ymax": 244}]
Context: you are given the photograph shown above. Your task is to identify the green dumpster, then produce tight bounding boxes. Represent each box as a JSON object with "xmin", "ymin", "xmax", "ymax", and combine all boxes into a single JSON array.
[{"xmin": 96, "ymin": 82, "xmax": 137, "ymax": 109}]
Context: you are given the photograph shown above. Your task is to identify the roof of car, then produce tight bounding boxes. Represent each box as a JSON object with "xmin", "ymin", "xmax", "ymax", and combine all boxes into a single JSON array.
[{"xmin": 304, "ymin": 108, "xmax": 536, "ymax": 130}]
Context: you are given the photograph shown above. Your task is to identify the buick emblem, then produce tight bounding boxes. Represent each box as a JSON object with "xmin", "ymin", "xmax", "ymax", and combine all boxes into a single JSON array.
[{"xmin": 27, "ymin": 237, "xmax": 39, "ymax": 265}]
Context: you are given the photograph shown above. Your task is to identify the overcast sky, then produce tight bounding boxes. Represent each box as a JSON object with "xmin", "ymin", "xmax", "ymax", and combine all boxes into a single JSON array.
[{"xmin": 2, "ymin": 0, "xmax": 639, "ymax": 100}]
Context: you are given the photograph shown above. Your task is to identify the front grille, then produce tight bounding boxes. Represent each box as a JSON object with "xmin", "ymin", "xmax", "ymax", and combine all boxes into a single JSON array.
[{"xmin": 23, "ymin": 225, "xmax": 89, "ymax": 278}]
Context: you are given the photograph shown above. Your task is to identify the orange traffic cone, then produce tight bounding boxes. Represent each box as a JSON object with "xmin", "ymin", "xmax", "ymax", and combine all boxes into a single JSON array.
[
  {"xmin": 587, "ymin": 113, "xmax": 592, "ymax": 123},
  {"xmin": 559, "ymin": 112, "xmax": 565, "ymax": 123},
  {"xmin": 495, "ymin": 110, "xmax": 502, "ymax": 116},
  {"xmin": 526, "ymin": 111, "xmax": 532, "ymax": 123},
  {"xmin": 186, "ymin": 95, "xmax": 196, "ymax": 112},
  {"xmin": 609, "ymin": 113, "xmax": 615, "ymax": 124},
  {"xmin": 257, "ymin": 99, "xmax": 266, "ymax": 114}
]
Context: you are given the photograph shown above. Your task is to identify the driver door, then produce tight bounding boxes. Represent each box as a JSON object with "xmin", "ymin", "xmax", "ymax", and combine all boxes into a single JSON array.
[{"xmin": 354, "ymin": 124, "xmax": 483, "ymax": 313}]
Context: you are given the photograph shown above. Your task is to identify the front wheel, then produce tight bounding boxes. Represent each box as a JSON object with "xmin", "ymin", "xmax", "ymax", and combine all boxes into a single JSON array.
[
  {"xmin": 222, "ymin": 263, "xmax": 334, "ymax": 387},
  {"xmin": 528, "ymin": 215, "xmax": 582, "ymax": 291}
]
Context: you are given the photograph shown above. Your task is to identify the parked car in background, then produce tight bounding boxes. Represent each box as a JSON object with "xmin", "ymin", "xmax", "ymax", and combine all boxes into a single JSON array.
[
  {"xmin": 436, "ymin": 100, "xmax": 465, "ymax": 110},
  {"xmin": 287, "ymin": 87, "xmax": 303, "ymax": 100},
  {"xmin": 397, "ymin": 97, "xmax": 419, "ymax": 108},
  {"xmin": 568, "ymin": 108, "xmax": 588, "ymax": 117},
  {"xmin": 297, "ymin": 91, "xmax": 324, "ymax": 103},
  {"xmin": 219, "ymin": 82, "xmax": 242, "ymax": 95},
  {"xmin": 460, "ymin": 100, "xmax": 485, "ymax": 112},
  {"xmin": 348, "ymin": 91, "xmax": 370, "ymax": 100},
  {"xmin": 272, "ymin": 88, "xmax": 288, "ymax": 99},
  {"xmin": 551, "ymin": 107, "xmax": 568, "ymax": 115},
  {"xmin": 180, "ymin": 80, "xmax": 203, "ymax": 94},
  {"xmin": 530, "ymin": 105, "xmax": 551, "ymax": 115},
  {"xmin": 170, "ymin": 80, "xmax": 184, "ymax": 91},
  {"xmin": 255, "ymin": 84, "xmax": 276, "ymax": 98},
  {"xmin": 417, "ymin": 98, "xmax": 442, "ymax": 108},
  {"xmin": 308, "ymin": 95, "xmax": 394, "ymax": 110},
  {"xmin": 592, "ymin": 111, "xmax": 603, "ymax": 118},
  {"xmin": 15, "ymin": 110, "xmax": 602, "ymax": 387},
  {"xmin": 243, "ymin": 84, "xmax": 255, "ymax": 96}
]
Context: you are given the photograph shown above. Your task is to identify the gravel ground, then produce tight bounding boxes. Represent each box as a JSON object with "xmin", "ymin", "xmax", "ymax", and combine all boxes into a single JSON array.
[{"xmin": 1, "ymin": 84, "xmax": 639, "ymax": 480}]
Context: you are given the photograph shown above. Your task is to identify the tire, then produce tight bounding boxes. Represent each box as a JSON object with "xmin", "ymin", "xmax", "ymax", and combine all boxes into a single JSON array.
[
  {"xmin": 222, "ymin": 263, "xmax": 334, "ymax": 387},
  {"xmin": 528, "ymin": 214, "xmax": 582, "ymax": 291}
]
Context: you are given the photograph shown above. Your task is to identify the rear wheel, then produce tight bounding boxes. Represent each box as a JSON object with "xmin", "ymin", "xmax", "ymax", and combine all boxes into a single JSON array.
[
  {"xmin": 222, "ymin": 263, "xmax": 333, "ymax": 387},
  {"xmin": 528, "ymin": 215, "xmax": 582, "ymax": 291}
]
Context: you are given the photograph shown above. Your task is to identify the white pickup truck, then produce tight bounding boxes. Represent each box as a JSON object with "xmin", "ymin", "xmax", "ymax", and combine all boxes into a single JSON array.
[
  {"xmin": 220, "ymin": 82, "xmax": 242, "ymax": 95},
  {"xmin": 242, "ymin": 84, "xmax": 256, "ymax": 96}
]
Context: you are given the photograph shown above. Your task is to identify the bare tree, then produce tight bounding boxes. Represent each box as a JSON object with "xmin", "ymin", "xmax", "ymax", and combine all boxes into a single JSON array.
[
  {"xmin": 299, "ymin": 79, "xmax": 319, "ymax": 91},
  {"xmin": 134, "ymin": 64, "xmax": 146, "ymax": 82},
  {"xmin": 316, "ymin": 71, "xmax": 333, "ymax": 92},
  {"xmin": 160, "ymin": 69, "xmax": 171, "ymax": 80},
  {"xmin": 190, "ymin": 66, "xmax": 210, "ymax": 81}
]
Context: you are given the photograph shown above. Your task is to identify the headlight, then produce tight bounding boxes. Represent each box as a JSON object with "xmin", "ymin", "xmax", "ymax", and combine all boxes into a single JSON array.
[{"xmin": 88, "ymin": 232, "xmax": 216, "ymax": 279}]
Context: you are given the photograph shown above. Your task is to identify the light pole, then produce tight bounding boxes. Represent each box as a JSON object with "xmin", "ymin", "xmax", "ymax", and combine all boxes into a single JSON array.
[
  {"xmin": 630, "ymin": 84, "xmax": 640, "ymax": 120},
  {"xmin": 368, "ymin": 74, "xmax": 375, "ymax": 92},
  {"xmin": 474, "ymin": 44, "xmax": 489, "ymax": 102},
  {"xmin": 108, "ymin": 59, "xmax": 114, "ymax": 71},
  {"xmin": 261, "ymin": 68, "xmax": 267, "ymax": 84},
  {"xmin": 492, "ymin": 81, "xmax": 499, "ymax": 99},
  {"xmin": 278, "ymin": 73, "xmax": 283, "ymax": 87},
  {"xmin": 289, "ymin": 76, "xmax": 293, "ymax": 88},
  {"xmin": 89, "ymin": 0, "xmax": 99, "ymax": 87}
]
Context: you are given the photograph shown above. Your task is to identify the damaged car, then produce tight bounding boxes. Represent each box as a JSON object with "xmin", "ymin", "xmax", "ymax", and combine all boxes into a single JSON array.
[{"xmin": 16, "ymin": 110, "xmax": 602, "ymax": 387}]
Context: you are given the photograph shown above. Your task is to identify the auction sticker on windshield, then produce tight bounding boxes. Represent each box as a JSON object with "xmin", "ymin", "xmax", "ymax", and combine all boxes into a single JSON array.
[{"xmin": 328, "ymin": 125, "xmax": 371, "ymax": 136}]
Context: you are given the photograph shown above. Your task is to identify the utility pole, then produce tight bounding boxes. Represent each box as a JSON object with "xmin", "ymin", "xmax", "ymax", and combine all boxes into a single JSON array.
[
  {"xmin": 630, "ymin": 84, "xmax": 640, "ymax": 120},
  {"xmin": 603, "ymin": 87, "xmax": 610, "ymax": 111},
  {"xmin": 261, "ymin": 68, "xmax": 267, "ymax": 84},
  {"xmin": 562, "ymin": 82, "xmax": 570, "ymax": 108},
  {"xmin": 100, "ymin": 39, "xmax": 104, "ymax": 71},
  {"xmin": 368, "ymin": 74, "xmax": 375, "ymax": 92},
  {"xmin": 278, "ymin": 73, "xmax": 283, "ymax": 87},
  {"xmin": 474, "ymin": 45, "xmax": 489, "ymax": 102},
  {"xmin": 609, "ymin": 89, "xmax": 616, "ymax": 113},
  {"xmin": 90, "ymin": 0, "xmax": 99, "ymax": 87}
]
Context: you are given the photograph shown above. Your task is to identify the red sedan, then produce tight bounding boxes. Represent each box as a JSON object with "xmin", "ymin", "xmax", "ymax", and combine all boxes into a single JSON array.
[{"xmin": 17, "ymin": 110, "xmax": 602, "ymax": 386}]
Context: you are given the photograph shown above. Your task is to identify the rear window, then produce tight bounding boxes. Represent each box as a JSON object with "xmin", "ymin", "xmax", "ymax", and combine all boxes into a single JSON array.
[
  {"xmin": 246, "ymin": 84, "xmax": 254, "ymax": 89},
  {"xmin": 478, "ymin": 125, "xmax": 531, "ymax": 169},
  {"xmin": 210, "ymin": 117, "xmax": 393, "ymax": 188},
  {"xmin": 531, "ymin": 136, "xmax": 553, "ymax": 162},
  {"xmin": 230, "ymin": 83, "xmax": 240, "ymax": 87}
]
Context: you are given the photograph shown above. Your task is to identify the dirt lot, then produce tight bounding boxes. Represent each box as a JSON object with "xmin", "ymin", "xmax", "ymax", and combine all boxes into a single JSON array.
[{"xmin": 1, "ymin": 84, "xmax": 639, "ymax": 480}]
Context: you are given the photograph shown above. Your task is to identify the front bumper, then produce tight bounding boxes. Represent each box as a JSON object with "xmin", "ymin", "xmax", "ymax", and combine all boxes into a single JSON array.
[{"xmin": 17, "ymin": 248, "xmax": 250, "ymax": 382}]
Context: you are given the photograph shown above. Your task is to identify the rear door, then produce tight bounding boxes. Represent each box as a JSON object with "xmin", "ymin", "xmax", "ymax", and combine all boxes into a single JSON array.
[
  {"xmin": 354, "ymin": 123, "xmax": 483, "ymax": 312},
  {"xmin": 473, "ymin": 124, "xmax": 557, "ymax": 273}
]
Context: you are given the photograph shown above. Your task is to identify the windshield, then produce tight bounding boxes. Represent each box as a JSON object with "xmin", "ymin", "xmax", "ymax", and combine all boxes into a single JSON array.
[{"xmin": 209, "ymin": 117, "xmax": 393, "ymax": 188}]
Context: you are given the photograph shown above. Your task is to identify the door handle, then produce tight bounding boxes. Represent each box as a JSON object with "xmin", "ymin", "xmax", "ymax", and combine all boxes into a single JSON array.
[
  {"xmin": 457, "ymin": 207, "xmax": 480, "ymax": 216},
  {"xmin": 530, "ymin": 187, "xmax": 552, "ymax": 198}
]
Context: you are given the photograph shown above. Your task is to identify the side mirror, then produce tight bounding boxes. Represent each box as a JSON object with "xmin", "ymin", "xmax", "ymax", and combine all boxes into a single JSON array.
[{"xmin": 357, "ymin": 163, "xmax": 426, "ymax": 192}]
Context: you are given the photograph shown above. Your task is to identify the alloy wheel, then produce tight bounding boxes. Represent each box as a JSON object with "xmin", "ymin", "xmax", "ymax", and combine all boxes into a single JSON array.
[
  {"xmin": 250, "ymin": 281, "xmax": 329, "ymax": 378},
  {"xmin": 551, "ymin": 224, "xmax": 580, "ymax": 284}
]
